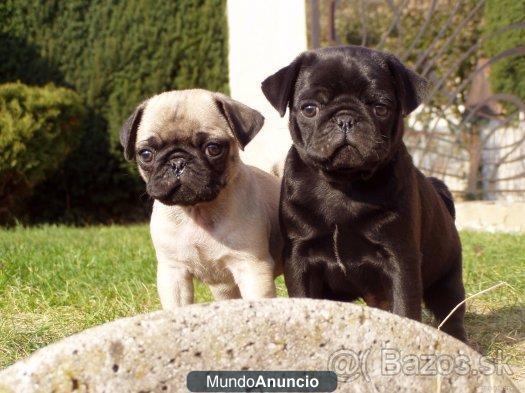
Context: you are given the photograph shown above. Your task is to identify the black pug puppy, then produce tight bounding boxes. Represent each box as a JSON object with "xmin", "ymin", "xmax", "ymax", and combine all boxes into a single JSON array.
[{"xmin": 261, "ymin": 46, "xmax": 467, "ymax": 342}]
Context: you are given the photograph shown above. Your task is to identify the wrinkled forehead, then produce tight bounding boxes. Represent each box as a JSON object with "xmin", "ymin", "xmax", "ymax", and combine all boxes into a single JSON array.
[
  {"xmin": 136, "ymin": 90, "xmax": 230, "ymax": 143},
  {"xmin": 296, "ymin": 50, "xmax": 395, "ymax": 99}
]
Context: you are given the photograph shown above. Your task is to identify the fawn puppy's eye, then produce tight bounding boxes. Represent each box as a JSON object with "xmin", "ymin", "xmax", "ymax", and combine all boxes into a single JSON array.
[
  {"xmin": 138, "ymin": 148, "xmax": 154, "ymax": 162},
  {"xmin": 204, "ymin": 143, "xmax": 222, "ymax": 157},
  {"xmin": 301, "ymin": 104, "xmax": 319, "ymax": 118}
]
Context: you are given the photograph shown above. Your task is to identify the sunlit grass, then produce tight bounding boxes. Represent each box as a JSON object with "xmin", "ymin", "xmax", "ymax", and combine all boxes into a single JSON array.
[{"xmin": 0, "ymin": 226, "xmax": 523, "ymax": 383}]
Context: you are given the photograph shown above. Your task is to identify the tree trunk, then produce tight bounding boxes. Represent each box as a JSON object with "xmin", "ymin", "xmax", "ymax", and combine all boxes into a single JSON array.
[
  {"xmin": 327, "ymin": 0, "xmax": 338, "ymax": 45},
  {"xmin": 310, "ymin": 0, "xmax": 320, "ymax": 48},
  {"xmin": 466, "ymin": 128, "xmax": 482, "ymax": 199}
]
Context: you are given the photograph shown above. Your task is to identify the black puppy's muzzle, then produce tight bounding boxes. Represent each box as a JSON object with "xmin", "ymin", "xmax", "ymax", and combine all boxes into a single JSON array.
[{"xmin": 333, "ymin": 111, "xmax": 356, "ymax": 134}]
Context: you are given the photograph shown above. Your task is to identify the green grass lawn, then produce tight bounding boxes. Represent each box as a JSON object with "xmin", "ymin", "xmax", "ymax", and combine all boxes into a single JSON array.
[{"xmin": 0, "ymin": 225, "xmax": 523, "ymax": 382}]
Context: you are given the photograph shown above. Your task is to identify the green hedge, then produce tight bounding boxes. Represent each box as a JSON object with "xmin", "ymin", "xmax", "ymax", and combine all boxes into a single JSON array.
[
  {"xmin": 0, "ymin": 82, "xmax": 84, "ymax": 222},
  {"xmin": 484, "ymin": 0, "xmax": 525, "ymax": 103},
  {"xmin": 0, "ymin": 0, "xmax": 228, "ymax": 223}
]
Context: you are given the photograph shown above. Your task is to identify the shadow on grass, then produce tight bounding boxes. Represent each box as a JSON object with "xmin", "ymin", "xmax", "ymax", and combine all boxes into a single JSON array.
[
  {"xmin": 465, "ymin": 305, "xmax": 524, "ymax": 355},
  {"xmin": 463, "ymin": 305, "xmax": 525, "ymax": 386}
]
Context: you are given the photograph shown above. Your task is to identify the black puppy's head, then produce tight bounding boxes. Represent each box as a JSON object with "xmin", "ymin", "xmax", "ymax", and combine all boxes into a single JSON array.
[
  {"xmin": 262, "ymin": 46, "xmax": 428, "ymax": 176},
  {"xmin": 120, "ymin": 89, "xmax": 264, "ymax": 206}
]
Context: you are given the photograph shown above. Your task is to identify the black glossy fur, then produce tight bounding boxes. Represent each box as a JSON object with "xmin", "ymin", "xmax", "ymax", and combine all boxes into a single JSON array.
[{"xmin": 262, "ymin": 46, "xmax": 467, "ymax": 342}]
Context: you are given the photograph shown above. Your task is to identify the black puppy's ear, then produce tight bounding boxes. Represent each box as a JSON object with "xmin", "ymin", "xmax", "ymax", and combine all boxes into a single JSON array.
[
  {"xmin": 261, "ymin": 55, "xmax": 304, "ymax": 117},
  {"xmin": 387, "ymin": 55, "xmax": 430, "ymax": 116},
  {"xmin": 214, "ymin": 94, "xmax": 265, "ymax": 150},
  {"xmin": 120, "ymin": 103, "xmax": 145, "ymax": 161}
]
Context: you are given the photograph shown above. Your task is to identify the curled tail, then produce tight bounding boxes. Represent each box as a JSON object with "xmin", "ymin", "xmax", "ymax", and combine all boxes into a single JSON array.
[{"xmin": 428, "ymin": 177, "xmax": 455, "ymax": 219}]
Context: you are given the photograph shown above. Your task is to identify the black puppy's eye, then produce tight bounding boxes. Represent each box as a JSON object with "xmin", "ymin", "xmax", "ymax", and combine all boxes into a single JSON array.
[
  {"xmin": 301, "ymin": 104, "xmax": 319, "ymax": 118},
  {"xmin": 204, "ymin": 143, "xmax": 223, "ymax": 157},
  {"xmin": 374, "ymin": 105, "xmax": 388, "ymax": 117},
  {"xmin": 138, "ymin": 148, "xmax": 154, "ymax": 163}
]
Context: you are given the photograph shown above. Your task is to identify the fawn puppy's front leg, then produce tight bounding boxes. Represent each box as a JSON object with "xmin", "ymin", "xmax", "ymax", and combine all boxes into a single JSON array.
[
  {"xmin": 230, "ymin": 256, "xmax": 277, "ymax": 299},
  {"xmin": 156, "ymin": 262, "xmax": 194, "ymax": 311}
]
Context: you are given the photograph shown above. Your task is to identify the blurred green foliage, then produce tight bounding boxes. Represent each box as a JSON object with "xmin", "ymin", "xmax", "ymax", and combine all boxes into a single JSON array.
[
  {"xmin": 484, "ymin": 0, "xmax": 525, "ymax": 103},
  {"xmin": 0, "ymin": 82, "xmax": 84, "ymax": 223},
  {"xmin": 0, "ymin": 0, "xmax": 228, "ymax": 224}
]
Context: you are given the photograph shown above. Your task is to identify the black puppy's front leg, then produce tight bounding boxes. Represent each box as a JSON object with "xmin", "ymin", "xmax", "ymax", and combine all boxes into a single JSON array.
[
  {"xmin": 280, "ymin": 154, "xmax": 327, "ymax": 299},
  {"xmin": 390, "ymin": 256, "xmax": 423, "ymax": 321},
  {"xmin": 283, "ymin": 242, "xmax": 325, "ymax": 298}
]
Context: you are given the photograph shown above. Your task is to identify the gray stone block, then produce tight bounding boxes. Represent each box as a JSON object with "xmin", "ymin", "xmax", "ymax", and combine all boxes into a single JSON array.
[{"xmin": 0, "ymin": 299, "xmax": 519, "ymax": 392}]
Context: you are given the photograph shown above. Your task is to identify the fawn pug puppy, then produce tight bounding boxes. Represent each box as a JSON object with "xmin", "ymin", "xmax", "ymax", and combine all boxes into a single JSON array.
[
  {"xmin": 120, "ymin": 89, "xmax": 282, "ymax": 310},
  {"xmin": 262, "ymin": 46, "xmax": 467, "ymax": 342}
]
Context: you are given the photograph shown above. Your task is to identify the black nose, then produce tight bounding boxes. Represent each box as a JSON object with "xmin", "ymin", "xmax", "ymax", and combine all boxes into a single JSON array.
[
  {"xmin": 169, "ymin": 158, "xmax": 187, "ymax": 175},
  {"xmin": 335, "ymin": 114, "xmax": 354, "ymax": 133}
]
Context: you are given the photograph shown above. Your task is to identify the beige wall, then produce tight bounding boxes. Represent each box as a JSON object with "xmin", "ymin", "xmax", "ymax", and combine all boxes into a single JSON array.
[
  {"xmin": 456, "ymin": 201, "xmax": 525, "ymax": 232},
  {"xmin": 227, "ymin": 0, "xmax": 307, "ymax": 174}
]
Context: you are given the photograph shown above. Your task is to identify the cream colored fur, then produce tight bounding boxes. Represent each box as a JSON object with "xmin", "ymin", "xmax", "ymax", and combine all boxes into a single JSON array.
[{"xmin": 135, "ymin": 90, "xmax": 282, "ymax": 310}]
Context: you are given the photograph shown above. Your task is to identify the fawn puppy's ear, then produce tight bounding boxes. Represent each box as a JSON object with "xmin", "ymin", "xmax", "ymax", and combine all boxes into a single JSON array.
[
  {"xmin": 214, "ymin": 93, "xmax": 265, "ymax": 150},
  {"xmin": 120, "ymin": 102, "xmax": 146, "ymax": 161}
]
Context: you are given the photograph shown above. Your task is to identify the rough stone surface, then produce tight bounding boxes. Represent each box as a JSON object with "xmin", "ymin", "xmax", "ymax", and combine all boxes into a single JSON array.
[
  {"xmin": 0, "ymin": 299, "xmax": 519, "ymax": 392},
  {"xmin": 456, "ymin": 201, "xmax": 525, "ymax": 232}
]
